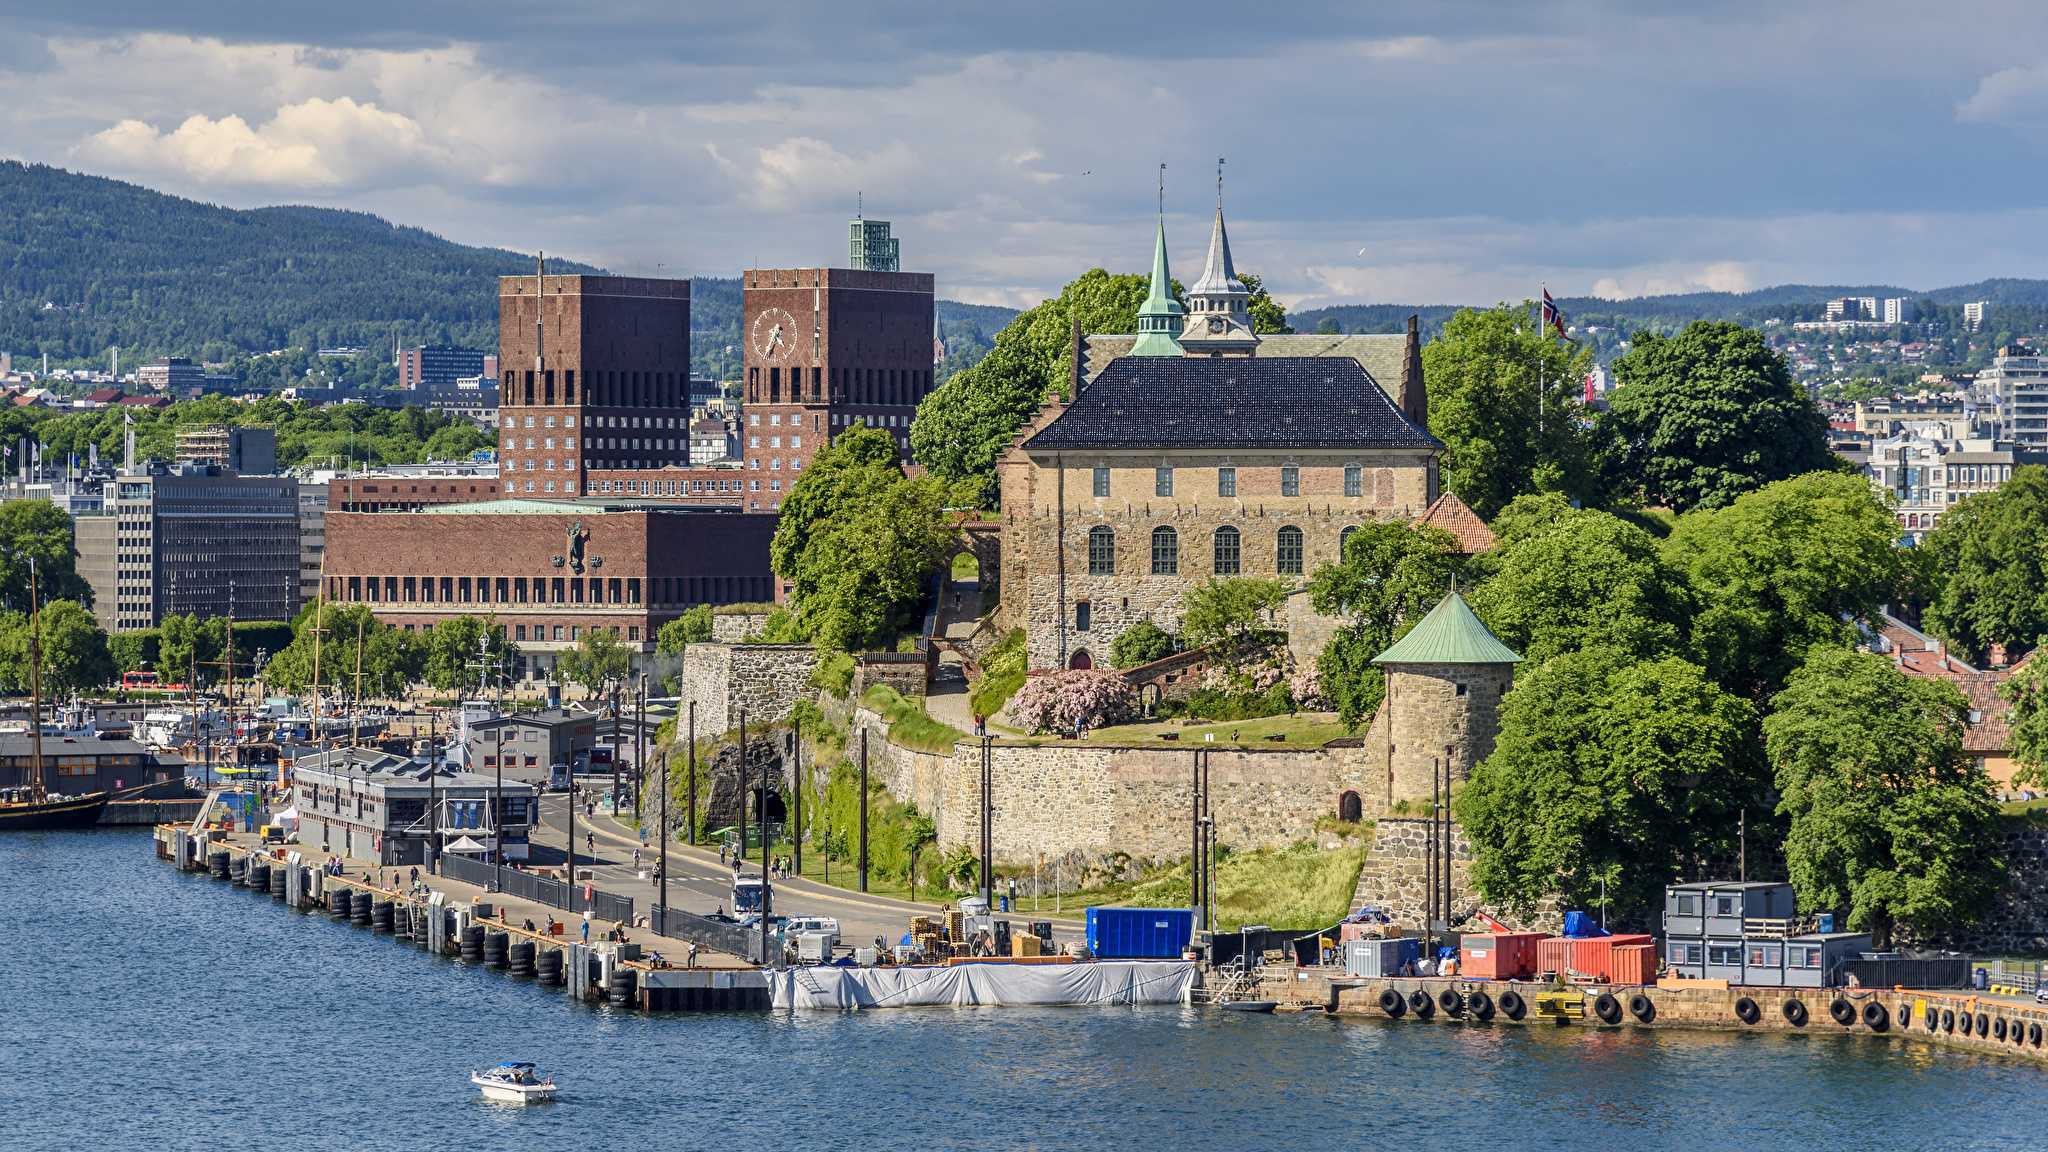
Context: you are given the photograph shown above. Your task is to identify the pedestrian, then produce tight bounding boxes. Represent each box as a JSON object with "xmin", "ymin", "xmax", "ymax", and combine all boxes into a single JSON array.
[
  {"xmin": 580, "ymin": 909, "xmax": 591, "ymax": 943},
  {"xmin": 586, "ymin": 831, "xmax": 594, "ymax": 855},
  {"xmin": 633, "ymin": 846, "xmax": 642, "ymax": 869}
]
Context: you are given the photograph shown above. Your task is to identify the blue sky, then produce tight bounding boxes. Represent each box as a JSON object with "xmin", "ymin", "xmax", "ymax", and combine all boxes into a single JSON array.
[{"xmin": 4, "ymin": 2, "xmax": 2048, "ymax": 308}]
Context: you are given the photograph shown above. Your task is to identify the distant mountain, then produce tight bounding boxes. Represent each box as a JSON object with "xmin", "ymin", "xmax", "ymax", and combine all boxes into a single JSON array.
[{"xmin": 0, "ymin": 161, "xmax": 1014, "ymax": 378}]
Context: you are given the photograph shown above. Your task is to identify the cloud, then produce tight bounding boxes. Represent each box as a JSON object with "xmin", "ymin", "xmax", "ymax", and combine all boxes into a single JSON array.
[
  {"xmin": 1957, "ymin": 64, "xmax": 2048, "ymax": 127},
  {"xmin": 77, "ymin": 95, "xmax": 439, "ymax": 189}
]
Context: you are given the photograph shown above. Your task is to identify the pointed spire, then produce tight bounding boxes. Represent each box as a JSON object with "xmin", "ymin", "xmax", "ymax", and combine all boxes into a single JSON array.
[
  {"xmin": 1180, "ymin": 156, "xmax": 1258, "ymax": 354},
  {"xmin": 1130, "ymin": 162, "xmax": 1184, "ymax": 357},
  {"xmin": 1189, "ymin": 156, "xmax": 1246, "ymax": 298},
  {"xmin": 1398, "ymin": 314, "xmax": 1427, "ymax": 428}
]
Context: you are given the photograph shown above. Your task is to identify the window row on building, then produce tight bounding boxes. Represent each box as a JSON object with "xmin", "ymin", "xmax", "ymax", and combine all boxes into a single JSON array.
[
  {"xmin": 1094, "ymin": 463, "xmax": 1396, "ymax": 501},
  {"xmin": 1085, "ymin": 523, "xmax": 1358, "ymax": 577},
  {"xmin": 745, "ymin": 365, "xmax": 933, "ymax": 406},
  {"xmin": 327, "ymin": 573, "xmax": 773, "ymax": 608}
]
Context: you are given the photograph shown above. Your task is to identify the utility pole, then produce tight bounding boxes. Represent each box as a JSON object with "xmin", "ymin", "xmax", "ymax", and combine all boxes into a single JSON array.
[
  {"xmin": 349, "ymin": 617, "xmax": 366, "ymax": 749},
  {"xmin": 609, "ymin": 680, "xmax": 623, "ymax": 812},
  {"xmin": 790, "ymin": 715, "xmax": 803, "ymax": 876},
  {"xmin": 1739, "ymin": 808, "xmax": 1748, "ymax": 884},
  {"xmin": 427, "ymin": 712, "xmax": 439, "ymax": 874},
  {"xmin": 25, "ymin": 558, "xmax": 44, "ymax": 805},
  {"xmin": 657, "ymin": 745, "xmax": 669, "ymax": 921},
  {"xmin": 634, "ymin": 674, "xmax": 646, "ymax": 824},
  {"xmin": 1426, "ymin": 754, "xmax": 1439, "ymax": 959},
  {"xmin": 858, "ymin": 728, "xmax": 869, "ymax": 893},
  {"xmin": 978, "ymin": 733, "xmax": 993, "ymax": 904},
  {"xmin": 738, "ymin": 708, "xmax": 749, "ymax": 869},
  {"xmin": 493, "ymin": 715, "xmax": 504, "ymax": 893},
  {"xmin": 686, "ymin": 701, "xmax": 696, "ymax": 846}
]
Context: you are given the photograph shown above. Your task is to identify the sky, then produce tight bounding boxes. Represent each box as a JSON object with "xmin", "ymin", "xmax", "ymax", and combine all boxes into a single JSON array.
[{"xmin": 5, "ymin": 2, "xmax": 2048, "ymax": 309}]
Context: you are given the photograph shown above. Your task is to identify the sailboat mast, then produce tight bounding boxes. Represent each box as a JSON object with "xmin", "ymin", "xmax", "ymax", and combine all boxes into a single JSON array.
[
  {"xmin": 27, "ymin": 558, "xmax": 45, "ymax": 804},
  {"xmin": 351, "ymin": 618, "xmax": 365, "ymax": 749},
  {"xmin": 310, "ymin": 561, "xmax": 326, "ymax": 752}
]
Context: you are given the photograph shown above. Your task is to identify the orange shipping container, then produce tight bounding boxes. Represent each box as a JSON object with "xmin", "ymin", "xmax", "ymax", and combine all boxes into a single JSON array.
[
  {"xmin": 1537, "ymin": 937, "xmax": 1571, "ymax": 979},
  {"xmin": 1610, "ymin": 943, "xmax": 1658, "ymax": 986},
  {"xmin": 1461, "ymin": 932, "xmax": 1542, "ymax": 980},
  {"xmin": 1564, "ymin": 934, "xmax": 1655, "ymax": 982}
]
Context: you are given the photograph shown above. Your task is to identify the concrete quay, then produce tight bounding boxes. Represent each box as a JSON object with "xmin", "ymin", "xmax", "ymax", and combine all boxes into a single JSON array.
[{"xmin": 1260, "ymin": 967, "xmax": 2048, "ymax": 1066}]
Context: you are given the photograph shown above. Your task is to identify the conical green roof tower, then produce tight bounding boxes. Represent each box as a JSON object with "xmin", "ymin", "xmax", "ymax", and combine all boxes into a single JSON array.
[
  {"xmin": 1372, "ymin": 592, "xmax": 1522, "ymax": 666},
  {"xmin": 1129, "ymin": 210, "xmax": 1183, "ymax": 357}
]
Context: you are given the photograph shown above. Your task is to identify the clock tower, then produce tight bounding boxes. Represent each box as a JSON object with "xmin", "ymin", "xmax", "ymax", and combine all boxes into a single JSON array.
[{"xmin": 1178, "ymin": 160, "xmax": 1260, "ymax": 357}]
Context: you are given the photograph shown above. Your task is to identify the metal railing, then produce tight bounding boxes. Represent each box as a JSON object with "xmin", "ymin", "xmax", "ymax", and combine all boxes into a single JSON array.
[{"xmin": 437, "ymin": 851, "xmax": 635, "ymax": 924}]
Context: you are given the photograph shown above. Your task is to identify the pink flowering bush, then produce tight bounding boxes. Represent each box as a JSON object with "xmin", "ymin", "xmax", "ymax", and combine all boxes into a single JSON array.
[
  {"xmin": 1009, "ymin": 669, "xmax": 1139, "ymax": 735},
  {"xmin": 1288, "ymin": 664, "xmax": 1326, "ymax": 710}
]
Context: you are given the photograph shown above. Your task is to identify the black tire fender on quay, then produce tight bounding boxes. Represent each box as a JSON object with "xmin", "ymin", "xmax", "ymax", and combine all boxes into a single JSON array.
[
  {"xmin": 1994, "ymin": 1016, "xmax": 2007, "ymax": 1042},
  {"xmin": 1498, "ymin": 989, "xmax": 1527, "ymax": 1021},
  {"xmin": 1782, "ymin": 998, "xmax": 1808, "ymax": 1027},
  {"xmin": 1592, "ymin": 992, "xmax": 1622, "ymax": 1025},
  {"xmin": 1408, "ymin": 989, "xmax": 1435, "ymax": 1018},
  {"xmin": 1438, "ymin": 988, "xmax": 1464, "ymax": 1016},
  {"xmin": 1862, "ymin": 1001, "xmax": 1889, "ymax": 1032},
  {"xmin": 1942, "ymin": 1009, "xmax": 1956, "ymax": 1033},
  {"xmin": 1958, "ymin": 1011, "xmax": 1972, "ymax": 1035},
  {"xmin": 1829, "ymin": 997, "xmax": 1856, "ymax": 1026},
  {"xmin": 1977, "ymin": 1013, "xmax": 1990, "ymax": 1037},
  {"xmin": 1628, "ymin": 993, "xmax": 1655, "ymax": 1023},
  {"xmin": 1467, "ymin": 990, "xmax": 1495, "ymax": 1021},
  {"xmin": 2030, "ymin": 1022, "xmax": 2043, "ymax": 1047},
  {"xmin": 1734, "ymin": 996, "xmax": 1761, "ymax": 1025},
  {"xmin": 1379, "ymin": 988, "xmax": 1406, "ymax": 1018}
]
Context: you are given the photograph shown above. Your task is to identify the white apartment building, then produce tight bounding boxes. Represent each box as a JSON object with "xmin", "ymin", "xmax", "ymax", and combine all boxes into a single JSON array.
[
  {"xmin": 1865, "ymin": 424, "xmax": 2024, "ymax": 543},
  {"xmin": 1974, "ymin": 345, "xmax": 2048, "ymax": 450},
  {"xmin": 1964, "ymin": 301, "xmax": 1989, "ymax": 332}
]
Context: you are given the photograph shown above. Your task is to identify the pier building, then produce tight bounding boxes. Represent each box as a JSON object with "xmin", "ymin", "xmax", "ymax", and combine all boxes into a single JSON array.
[{"xmin": 291, "ymin": 747, "xmax": 539, "ymax": 865}]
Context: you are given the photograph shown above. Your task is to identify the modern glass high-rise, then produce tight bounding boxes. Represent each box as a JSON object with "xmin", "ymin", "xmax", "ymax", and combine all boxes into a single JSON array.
[{"xmin": 848, "ymin": 218, "xmax": 900, "ymax": 272}]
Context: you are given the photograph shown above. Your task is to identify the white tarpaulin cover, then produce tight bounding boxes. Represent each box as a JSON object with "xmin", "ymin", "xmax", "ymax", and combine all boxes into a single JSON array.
[{"xmin": 770, "ymin": 961, "xmax": 1198, "ymax": 1010}]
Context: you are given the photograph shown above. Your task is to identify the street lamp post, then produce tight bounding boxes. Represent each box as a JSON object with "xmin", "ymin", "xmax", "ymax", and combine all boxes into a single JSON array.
[
  {"xmin": 634, "ymin": 673, "xmax": 646, "ymax": 824},
  {"xmin": 686, "ymin": 701, "xmax": 696, "ymax": 846}
]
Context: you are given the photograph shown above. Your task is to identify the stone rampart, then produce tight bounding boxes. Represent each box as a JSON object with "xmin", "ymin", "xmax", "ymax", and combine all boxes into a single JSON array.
[
  {"xmin": 710, "ymin": 611, "xmax": 770, "ymax": 643},
  {"xmin": 678, "ymin": 643, "xmax": 815, "ymax": 736},
  {"xmin": 1946, "ymin": 820, "xmax": 2048, "ymax": 955}
]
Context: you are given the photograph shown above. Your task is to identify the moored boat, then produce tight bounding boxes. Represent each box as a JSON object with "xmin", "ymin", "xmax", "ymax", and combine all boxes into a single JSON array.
[{"xmin": 0, "ymin": 790, "xmax": 111, "ymax": 831}]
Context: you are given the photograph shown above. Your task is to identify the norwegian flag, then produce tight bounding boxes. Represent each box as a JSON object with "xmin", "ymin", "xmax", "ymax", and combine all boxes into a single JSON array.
[{"xmin": 1541, "ymin": 287, "xmax": 1570, "ymax": 340}]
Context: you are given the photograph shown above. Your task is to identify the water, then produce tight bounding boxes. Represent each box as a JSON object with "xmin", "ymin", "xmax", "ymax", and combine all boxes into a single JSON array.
[{"xmin": 5, "ymin": 831, "xmax": 2043, "ymax": 1151}]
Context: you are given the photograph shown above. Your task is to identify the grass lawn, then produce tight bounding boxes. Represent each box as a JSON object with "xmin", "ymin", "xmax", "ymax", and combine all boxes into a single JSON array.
[
  {"xmin": 951, "ymin": 552, "xmax": 980, "ymax": 581},
  {"xmin": 1004, "ymin": 837, "xmax": 1368, "ymax": 930},
  {"xmin": 998, "ymin": 711, "xmax": 1348, "ymax": 749},
  {"xmin": 861, "ymin": 684, "xmax": 968, "ymax": 754},
  {"xmin": 2001, "ymin": 797, "xmax": 2048, "ymax": 818}
]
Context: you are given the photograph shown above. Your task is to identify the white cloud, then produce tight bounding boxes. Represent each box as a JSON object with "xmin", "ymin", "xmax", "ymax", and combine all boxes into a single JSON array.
[
  {"xmin": 78, "ymin": 96, "xmax": 439, "ymax": 189},
  {"xmin": 1957, "ymin": 64, "xmax": 2048, "ymax": 127}
]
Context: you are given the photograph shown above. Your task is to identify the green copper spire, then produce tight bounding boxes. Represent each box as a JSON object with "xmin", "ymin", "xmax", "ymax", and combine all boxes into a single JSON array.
[{"xmin": 1130, "ymin": 166, "xmax": 1183, "ymax": 357}]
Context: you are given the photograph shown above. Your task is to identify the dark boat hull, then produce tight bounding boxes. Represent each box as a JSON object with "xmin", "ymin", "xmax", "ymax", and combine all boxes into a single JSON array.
[{"xmin": 0, "ymin": 792, "xmax": 112, "ymax": 830}]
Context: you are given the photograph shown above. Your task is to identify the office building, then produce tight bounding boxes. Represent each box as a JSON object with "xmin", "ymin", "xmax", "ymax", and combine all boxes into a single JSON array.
[
  {"xmin": 175, "ymin": 425, "xmax": 276, "ymax": 475},
  {"xmin": 399, "ymin": 346, "xmax": 496, "ymax": 390},
  {"xmin": 1662, "ymin": 881, "xmax": 1869, "ymax": 987},
  {"xmin": 848, "ymin": 217, "xmax": 902, "ymax": 272},
  {"xmin": 74, "ymin": 464, "xmax": 301, "ymax": 631},
  {"xmin": 136, "ymin": 357, "xmax": 204, "ymax": 392},
  {"xmin": 291, "ymin": 747, "xmax": 537, "ymax": 865},
  {"xmin": 1976, "ymin": 345, "xmax": 2048, "ymax": 449}
]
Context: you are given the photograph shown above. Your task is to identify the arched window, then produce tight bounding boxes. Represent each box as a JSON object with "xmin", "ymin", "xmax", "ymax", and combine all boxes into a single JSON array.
[
  {"xmin": 1338, "ymin": 791, "xmax": 1363, "ymax": 823},
  {"xmin": 1151, "ymin": 526, "xmax": 1179, "ymax": 575},
  {"xmin": 1340, "ymin": 525, "xmax": 1359, "ymax": 557},
  {"xmin": 1213, "ymin": 525, "xmax": 1240, "ymax": 575},
  {"xmin": 1277, "ymin": 525, "xmax": 1304, "ymax": 575},
  {"xmin": 1088, "ymin": 526, "xmax": 1115, "ymax": 575}
]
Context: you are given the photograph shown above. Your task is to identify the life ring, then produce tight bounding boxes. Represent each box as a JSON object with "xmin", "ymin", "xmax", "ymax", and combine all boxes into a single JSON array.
[
  {"xmin": 1592, "ymin": 992, "xmax": 1622, "ymax": 1025},
  {"xmin": 1379, "ymin": 988, "xmax": 1406, "ymax": 1017},
  {"xmin": 1782, "ymin": 998, "xmax": 1808, "ymax": 1027},
  {"xmin": 1829, "ymin": 997, "xmax": 1856, "ymax": 1026},
  {"xmin": 1498, "ymin": 989, "xmax": 1527, "ymax": 1021},
  {"xmin": 1734, "ymin": 996, "xmax": 1761, "ymax": 1025},
  {"xmin": 1409, "ymin": 989, "xmax": 1435, "ymax": 1018},
  {"xmin": 1467, "ymin": 989, "xmax": 1495, "ymax": 1021},
  {"xmin": 1628, "ymin": 993, "xmax": 1655, "ymax": 1023},
  {"xmin": 1861, "ymin": 1002, "xmax": 1889, "ymax": 1032},
  {"xmin": 1993, "ymin": 1017, "xmax": 2007, "ymax": 1042},
  {"xmin": 1438, "ymin": 988, "xmax": 1465, "ymax": 1016}
]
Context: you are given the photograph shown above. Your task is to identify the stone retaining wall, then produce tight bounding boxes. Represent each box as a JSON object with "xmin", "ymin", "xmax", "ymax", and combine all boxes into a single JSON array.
[
  {"xmin": 710, "ymin": 611, "xmax": 771, "ymax": 643},
  {"xmin": 678, "ymin": 643, "xmax": 815, "ymax": 736},
  {"xmin": 1948, "ymin": 820, "xmax": 2048, "ymax": 955}
]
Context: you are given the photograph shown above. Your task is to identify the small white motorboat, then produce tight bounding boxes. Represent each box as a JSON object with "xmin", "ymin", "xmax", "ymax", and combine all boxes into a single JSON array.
[{"xmin": 471, "ymin": 1061, "xmax": 557, "ymax": 1103}]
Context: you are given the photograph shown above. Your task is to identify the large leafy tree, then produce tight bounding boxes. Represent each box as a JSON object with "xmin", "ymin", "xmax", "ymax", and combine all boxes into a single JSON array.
[
  {"xmin": 2005, "ymin": 657, "xmax": 2048, "ymax": 792},
  {"xmin": 1308, "ymin": 521, "xmax": 1463, "ymax": 728},
  {"xmin": 156, "ymin": 613, "xmax": 230, "ymax": 685},
  {"xmin": 0, "ymin": 600, "xmax": 114, "ymax": 694},
  {"xmin": 1920, "ymin": 465, "xmax": 2048, "ymax": 665},
  {"xmin": 420, "ymin": 615, "xmax": 512, "ymax": 693},
  {"xmin": 1422, "ymin": 304, "xmax": 1601, "ymax": 518},
  {"xmin": 910, "ymin": 270, "xmax": 1151, "ymax": 508},
  {"xmin": 262, "ymin": 602, "xmax": 422, "ymax": 698},
  {"xmin": 1179, "ymin": 578, "xmax": 1291, "ymax": 648},
  {"xmin": 1663, "ymin": 471, "xmax": 1903, "ymax": 699},
  {"xmin": 1602, "ymin": 321, "xmax": 1834, "ymax": 513},
  {"xmin": 1765, "ymin": 647, "xmax": 2004, "ymax": 945},
  {"xmin": 655, "ymin": 605, "xmax": 713, "ymax": 656},
  {"xmin": 1458, "ymin": 648, "xmax": 1762, "ymax": 923},
  {"xmin": 1468, "ymin": 505, "xmax": 1695, "ymax": 668},
  {"xmin": 770, "ymin": 424, "xmax": 906, "ymax": 581},
  {"xmin": 0, "ymin": 500, "xmax": 90, "ymax": 612},
  {"xmin": 558, "ymin": 628, "xmax": 633, "ymax": 697}
]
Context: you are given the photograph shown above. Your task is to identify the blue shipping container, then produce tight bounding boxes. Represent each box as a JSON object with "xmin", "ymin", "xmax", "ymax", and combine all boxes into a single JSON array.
[{"xmin": 1086, "ymin": 906, "xmax": 1195, "ymax": 959}]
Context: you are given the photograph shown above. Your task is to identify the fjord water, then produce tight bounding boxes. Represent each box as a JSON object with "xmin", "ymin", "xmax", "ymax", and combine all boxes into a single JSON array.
[{"xmin": 5, "ymin": 832, "xmax": 2041, "ymax": 1151}]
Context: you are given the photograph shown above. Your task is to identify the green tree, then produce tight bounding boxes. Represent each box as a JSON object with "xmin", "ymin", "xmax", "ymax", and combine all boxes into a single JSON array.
[
  {"xmin": 422, "ymin": 423, "xmax": 492, "ymax": 461},
  {"xmin": 1920, "ymin": 465, "xmax": 2048, "ymax": 665},
  {"xmin": 656, "ymin": 605, "xmax": 714, "ymax": 656},
  {"xmin": 107, "ymin": 628, "xmax": 159, "ymax": 675},
  {"xmin": 1458, "ymin": 648, "xmax": 1762, "ymax": 922},
  {"xmin": 789, "ymin": 475, "xmax": 952, "ymax": 651},
  {"xmin": 2005, "ymin": 656, "xmax": 2048, "ymax": 791},
  {"xmin": 1468, "ymin": 505, "xmax": 1695, "ymax": 668},
  {"xmin": 1422, "ymin": 304, "xmax": 1600, "ymax": 518},
  {"xmin": 1663, "ymin": 471, "xmax": 1903, "ymax": 698},
  {"xmin": 34, "ymin": 600, "xmax": 115, "ymax": 694},
  {"xmin": 156, "ymin": 613, "xmax": 230, "ymax": 685},
  {"xmin": 910, "ymin": 269, "xmax": 1152, "ymax": 507},
  {"xmin": 1179, "ymin": 577, "xmax": 1291, "ymax": 648},
  {"xmin": 1308, "ymin": 521, "xmax": 1463, "ymax": 728},
  {"xmin": 420, "ymin": 615, "xmax": 511, "ymax": 693},
  {"xmin": 262, "ymin": 603, "xmax": 421, "ymax": 697},
  {"xmin": 557, "ymin": 628, "xmax": 633, "ymax": 697},
  {"xmin": 1602, "ymin": 321, "xmax": 1834, "ymax": 513},
  {"xmin": 770, "ymin": 424, "xmax": 906, "ymax": 581},
  {"xmin": 1237, "ymin": 272, "xmax": 1292, "ymax": 335},
  {"xmin": 1109, "ymin": 619, "xmax": 1178, "ymax": 669},
  {"xmin": 1765, "ymin": 647, "xmax": 2004, "ymax": 945},
  {"xmin": 0, "ymin": 501, "xmax": 91, "ymax": 612}
]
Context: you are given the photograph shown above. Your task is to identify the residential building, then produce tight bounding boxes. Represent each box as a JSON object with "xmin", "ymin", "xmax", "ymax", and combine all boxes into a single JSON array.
[
  {"xmin": 690, "ymin": 417, "xmax": 736, "ymax": 462},
  {"xmin": 848, "ymin": 216, "xmax": 901, "ymax": 272},
  {"xmin": 1852, "ymin": 393, "xmax": 1971, "ymax": 436},
  {"xmin": 136, "ymin": 357, "xmax": 204, "ymax": 392},
  {"xmin": 73, "ymin": 463, "xmax": 301, "ymax": 631},
  {"xmin": 1964, "ymin": 301, "xmax": 1989, "ymax": 332},
  {"xmin": 291, "ymin": 747, "xmax": 538, "ymax": 865},
  {"xmin": 1976, "ymin": 345, "xmax": 2048, "ymax": 449},
  {"xmin": 175, "ymin": 424, "xmax": 276, "ymax": 474},
  {"xmin": 1882, "ymin": 297, "xmax": 1909, "ymax": 325},
  {"xmin": 1869, "ymin": 611, "xmax": 2027, "ymax": 795},
  {"xmin": 398, "ymin": 345, "xmax": 495, "ymax": 390},
  {"xmin": 740, "ymin": 265, "xmax": 937, "ymax": 502}
]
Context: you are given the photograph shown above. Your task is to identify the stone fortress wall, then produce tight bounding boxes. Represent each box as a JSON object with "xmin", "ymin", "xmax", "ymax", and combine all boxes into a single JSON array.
[{"xmin": 677, "ymin": 643, "xmax": 815, "ymax": 737}]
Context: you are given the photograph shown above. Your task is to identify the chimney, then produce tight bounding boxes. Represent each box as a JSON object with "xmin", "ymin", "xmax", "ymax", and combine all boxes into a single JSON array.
[{"xmin": 1398, "ymin": 314, "xmax": 1427, "ymax": 428}]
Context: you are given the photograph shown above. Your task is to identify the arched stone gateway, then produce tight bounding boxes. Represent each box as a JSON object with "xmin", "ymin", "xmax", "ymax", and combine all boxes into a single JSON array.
[
  {"xmin": 1068, "ymin": 650, "xmax": 1093, "ymax": 670},
  {"xmin": 1338, "ymin": 790, "xmax": 1363, "ymax": 823}
]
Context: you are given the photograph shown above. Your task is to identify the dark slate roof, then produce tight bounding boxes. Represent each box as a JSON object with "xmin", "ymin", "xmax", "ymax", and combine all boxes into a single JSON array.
[{"xmin": 1024, "ymin": 356, "xmax": 1438, "ymax": 452}]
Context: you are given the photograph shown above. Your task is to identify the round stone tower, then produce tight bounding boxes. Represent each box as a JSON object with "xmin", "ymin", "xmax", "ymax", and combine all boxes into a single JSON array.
[{"xmin": 1371, "ymin": 591, "xmax": 1520, "ymax": 807}]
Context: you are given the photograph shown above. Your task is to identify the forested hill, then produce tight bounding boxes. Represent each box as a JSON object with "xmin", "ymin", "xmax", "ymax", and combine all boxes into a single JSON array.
[{"xmin": 0, "ymin": 161, "xmax": 603, "ymax": 363}]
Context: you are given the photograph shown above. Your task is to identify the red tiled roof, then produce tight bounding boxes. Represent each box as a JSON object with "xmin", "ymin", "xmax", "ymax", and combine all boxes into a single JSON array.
[
  {"xmin": 118, "ymin": 394, "xmax": 169, "ymax": 407},
  {"xmin": 84, "ymin": 387, "xmax": 124, "ymax": 403},
  {"xmin": 1418, "ymin": 491, "xmax": 1496, "ymax": 553},
  {"xmin": 1957, "ymin": 672, "xmax": 2013, "ymax": 754}
]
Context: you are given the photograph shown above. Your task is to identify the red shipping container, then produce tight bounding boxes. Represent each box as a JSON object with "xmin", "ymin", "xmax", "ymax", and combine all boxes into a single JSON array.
[
  {"xmin": 1609, "ymin": 943, "xmax": 1658, "ymax": 986},
  {"xmin": 1537, "ymin": 937, "xmax": 1570, "ymax": 979},
  {"xmin": 1564, "ymin": 934, "xmax": 1655, "ymax": 983},
  {"xmin": 1461, "ymin": 932, "xmax": 1542, "ymax": 980}
]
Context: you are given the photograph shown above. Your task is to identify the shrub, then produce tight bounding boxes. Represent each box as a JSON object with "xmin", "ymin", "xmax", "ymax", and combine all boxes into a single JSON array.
[
  {"xmin": 969, "ymin": 629, "xmax": 1026, "ymax": 718},
  {"xmin": 1008, "ymin": 669, "xmax": 1138, "ymax": 735},
  {"xmin": 861, "ymin": 683, "xmax": 968, "ymax": 754},
  {"xmin": 812, "ymin": 650, "xmax": 856, "ymax": 698},
  {"xmin": 1111, "ymin": 620, "xmax": 1178, "ymax": 668}
]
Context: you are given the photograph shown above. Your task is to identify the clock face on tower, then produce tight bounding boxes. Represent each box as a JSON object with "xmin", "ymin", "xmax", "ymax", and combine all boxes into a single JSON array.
[
  {"xmin": 751, "ymin": 307, "xmax": 799, "ymax": 362},
  {"xmin": 1207, "ymin": 316, "xmax": 1226, "ymax": 334}
]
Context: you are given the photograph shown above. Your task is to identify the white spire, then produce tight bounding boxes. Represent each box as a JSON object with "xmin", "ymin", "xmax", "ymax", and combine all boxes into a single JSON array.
[{"xmin": 1179, "ymin": 156, "xmax": 1258, "ymax": 355}]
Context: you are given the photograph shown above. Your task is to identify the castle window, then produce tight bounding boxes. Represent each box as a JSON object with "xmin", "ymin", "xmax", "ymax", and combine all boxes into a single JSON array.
[
  {"xmin": 1155, "ymin": 466, "xmax": 1174, "ymax": 497},
  {"xmin": 1075, "ymin": 601, "xmax": 1091, "ymax": 632},
  {"xmin": 1340, "ymin": 525, "xmax": 1359, "ymax": 556},
  {"xmin": 1277, "ymin": 525, "xmax": 1303, "ymax": 575},
  {"xmin": 1281, "ymin": 466, "xmax": 1300, "ymax": 497},
  {"xmin": 1088, "ymin": 526, "xmax": 1115, "ymax": 575},
  {"xmin": 1213, "ymin": 526, "xmax": 1240, "ymax": 575},
  {"xmin": 1092, "ymin": 466, "xmax": 1109, "ymax": 498},
  {"xmin": 1345, "ymin": 465, "xmax": 1363, "ymax": 497},
  {"xmin": 1150, "ymin": 526, "xmax": 1179, "ymax": 575},
  {"xmin": 1218, "ymin": 467, "xmax": 1236, "ymax": 498}
]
